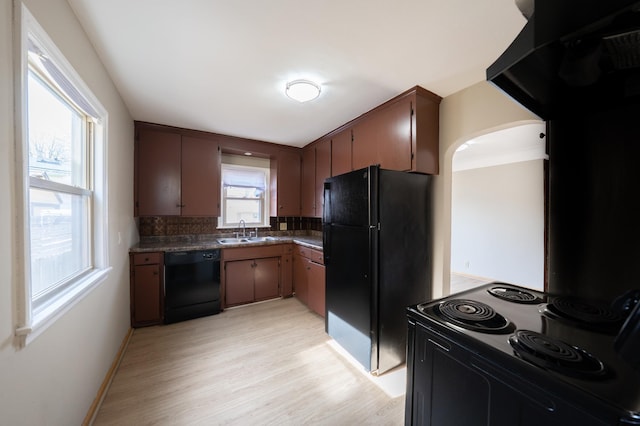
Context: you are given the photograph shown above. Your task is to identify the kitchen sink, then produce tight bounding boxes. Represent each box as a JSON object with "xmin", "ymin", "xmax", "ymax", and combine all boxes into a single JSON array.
[
  {"xmin": 217, "ymin": 238, "xmax": 249, "ymax": 244},
  {"xmin": 246, "ymin": 236, "xmax": 277, "ymax": 242},
  {"xmin": 217, "ymin": 236, "xmax": 277, "ymax": 244}
]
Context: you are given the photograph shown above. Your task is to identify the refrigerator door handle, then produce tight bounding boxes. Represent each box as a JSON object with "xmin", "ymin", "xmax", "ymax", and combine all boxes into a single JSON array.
[
  {"xmin": 323, "ymin": 227, "xmax": 330, "ymax": 265},
  {"xmin": 323, "ymin": 182, "xmax": 331, "ymax": 265}
]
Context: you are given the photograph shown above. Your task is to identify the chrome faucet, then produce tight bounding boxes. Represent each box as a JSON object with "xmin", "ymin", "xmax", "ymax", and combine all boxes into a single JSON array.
[{"xmin": 239, "ymin": 219, "xmax": 246, "ymax": 237}]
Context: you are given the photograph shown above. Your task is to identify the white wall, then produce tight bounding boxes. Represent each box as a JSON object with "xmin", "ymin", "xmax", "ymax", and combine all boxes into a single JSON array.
[
  {"xmin": 432, "ymin": 81, "xmax": 540, "ymax": 298},
  {"xmin": 0, "ymin": 0, "xmax": 135, "ymax": 424},
  {"xmin": 451, "ymin": 160, "xmax": 544, "ymax": 289}
]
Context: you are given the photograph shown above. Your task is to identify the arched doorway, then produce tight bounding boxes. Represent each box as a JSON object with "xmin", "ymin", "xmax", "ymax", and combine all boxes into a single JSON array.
[{"xmin": 450, "ymin": 122, "xmax": 546, "ymax": 294}]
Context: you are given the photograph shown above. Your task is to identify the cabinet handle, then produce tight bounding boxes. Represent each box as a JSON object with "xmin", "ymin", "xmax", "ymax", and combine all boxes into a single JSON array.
[
  {"xmin": 153, "ymin": 271, "xmax": 159, "ymax": 276},
  {"xmin": 176, "ymin": 203, "xmax": 185, "ymax": 208}
]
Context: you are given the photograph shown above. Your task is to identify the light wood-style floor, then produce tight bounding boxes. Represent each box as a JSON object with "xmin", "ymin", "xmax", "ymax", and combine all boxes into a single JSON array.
[
  {"xmin": 93, "ymin": 297, "xmax": 404, "ymax": 425},
  {"xmin": 450, "ymin": 272, "xmax": 493, "ymax": 295}
]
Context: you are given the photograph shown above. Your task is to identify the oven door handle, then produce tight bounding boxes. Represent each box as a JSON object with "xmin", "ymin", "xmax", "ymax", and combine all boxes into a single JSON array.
[{"xmin": 427, "ymin": 338, "xmax": 450, "ymax": 352}]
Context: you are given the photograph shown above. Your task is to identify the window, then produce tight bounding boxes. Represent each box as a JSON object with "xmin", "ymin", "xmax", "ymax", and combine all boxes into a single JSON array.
[
  {"xmin": 220, "ymin": 155, "xmax": 270, "ymax": 228},
  {"xmin": 14, "ymin": 5, "xmax": 109, "ymax": 345}
]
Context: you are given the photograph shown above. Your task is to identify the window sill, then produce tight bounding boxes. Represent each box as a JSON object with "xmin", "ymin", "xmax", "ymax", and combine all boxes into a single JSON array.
[{"xmin": 15, "ymin": 267, "xmax": 112, "ymax": 348}]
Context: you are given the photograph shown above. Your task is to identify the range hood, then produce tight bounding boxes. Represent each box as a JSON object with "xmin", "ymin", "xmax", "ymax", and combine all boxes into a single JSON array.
[{"xmin": 487, "ymin": 0, "xmax": 640, "ymax": 119}]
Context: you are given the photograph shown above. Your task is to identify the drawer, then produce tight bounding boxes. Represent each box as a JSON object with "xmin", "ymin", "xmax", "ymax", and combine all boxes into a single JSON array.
[
  {"xmin": 222, "ymin": 244, "xmax": 284, "ymax": 261},
  {"xmin": 295, "ymin": 245, "xmax": 324, "ymax": 265},
  {"xmin": 132, "ymin": 252, "xmax": 162, "ymax": 266},
  {"xmin": 282, "ymin": 244, "xmax": 294, "ymax": 254}
]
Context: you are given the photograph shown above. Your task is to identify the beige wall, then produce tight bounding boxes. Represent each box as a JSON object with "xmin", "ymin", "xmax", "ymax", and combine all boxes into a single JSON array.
[
  {"xmin": 451, "ymin": 159, "xmax": 545, "ymax": 289},
  {"xmin": 0, "ymin": 0, "xmax": 135, "ymax": 424},
  {"xmin": 432, "ymin": 81, "xmax": 540, "ymax": 298}
]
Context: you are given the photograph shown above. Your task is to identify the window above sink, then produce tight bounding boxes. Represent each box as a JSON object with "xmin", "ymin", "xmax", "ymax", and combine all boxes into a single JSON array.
[{"xmin": 220, "ymin": 154, "xmax": 270, "ymax": 228}]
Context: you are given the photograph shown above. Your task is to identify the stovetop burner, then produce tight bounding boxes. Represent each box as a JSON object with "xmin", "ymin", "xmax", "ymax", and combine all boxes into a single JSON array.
[
  {"xmin": 542, "ymin": 296, "xmax": 625, "ymax": 334},
  {"xmin": 509, "ymin": 330, "xmax": 606, "ymax": 379},
  {"xmin": 431, "ymin": 299, "xmax": 515, "ymax": 334},
  {"xmin": 487, "ymin": 285, "xmax": 543, "ymax": 304}
]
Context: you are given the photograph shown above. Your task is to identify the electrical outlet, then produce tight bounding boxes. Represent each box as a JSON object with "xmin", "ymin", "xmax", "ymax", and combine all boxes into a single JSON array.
[
  {"xmin": 464, "ymin": 260, "xmax": 470, "ymax": 268},
  {"xmin": 279, "ymin": 222, "xmax": 287, "ymax": 231}
]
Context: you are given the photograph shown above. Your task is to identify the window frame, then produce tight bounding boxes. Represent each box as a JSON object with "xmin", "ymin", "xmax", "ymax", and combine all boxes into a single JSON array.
[
  {"xmin": 219, "ymin": 157, "xmax": 270, "ymax": 229},
  {"xmin": 13, "ymin": 4, "xmax": 111, "ymax": 347}
]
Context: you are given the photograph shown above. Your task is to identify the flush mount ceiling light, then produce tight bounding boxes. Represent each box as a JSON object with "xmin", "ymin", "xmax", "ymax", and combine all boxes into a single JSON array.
[{"xmin": 285, "ymin": 79, "xmax": 321, "ymax": 102}]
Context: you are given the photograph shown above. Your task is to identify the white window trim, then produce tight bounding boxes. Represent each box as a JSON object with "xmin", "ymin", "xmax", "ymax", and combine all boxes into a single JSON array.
[
  {"xmin": 13, "ymin": 3, "xmax": 111, "ymax": 347},
  {"xmin": 219, "ymin": 155, "xmax": 271, "ymax": 229}
]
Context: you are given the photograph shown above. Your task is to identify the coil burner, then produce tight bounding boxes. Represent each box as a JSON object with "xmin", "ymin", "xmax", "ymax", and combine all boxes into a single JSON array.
[
  {"xmin": 487, "ymin": 285, "xmax": 543, "ymax": 304},
  {"xmin": 509, "ymin": 330, "xmax": 606, "ymax": 379},
  {"xmin": 542, "ymin": 296, "xmax": 625, "ymax": 334},
  {"xmin": 431, "ymin": 299, "xmax": 515, "ymax": 334}
]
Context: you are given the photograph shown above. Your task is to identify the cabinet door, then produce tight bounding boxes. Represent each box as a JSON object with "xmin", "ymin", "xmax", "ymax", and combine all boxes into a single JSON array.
[
  {"xmin": 225, "ymin": 260, "xmax": 255, "ymax": 306},
  {"xmin": 281, "ymin": 253, "xmax": 293, "ymax": 297},
  {"xmin": 293, "ymin": 254, "xmax": 309, "ymax": 304},
  {"xmin": 181, "ymin": 136, "xmax": 221, "ymax": 216},
  {"xmin": 352, "ymin": 116, "xmax": 380, "ymax": 171},
  {"xmin": 132, "ymin": 264, "xmax": 162, "ymax": 325},
  {"xmin": 352, "ymin": 97, "xmax": 413, "ymax": 172},
  {"xmin": 301, "ymin": 146, "xmax": 315, "ymax": 217},
  {"xmin": 315, "ymin": 138, "xmax": 331, "ymax": 218},
  {"xmin": 254, "ymin": 257, "xmax": 280, "ymax": 301},
  {"xmin": 137, "ymin": 129, "xmax": 181, "ymax": 216},
  {"xmin": 307, "ymin": 261, "xmax": 326, "ymax": 317},
  {"xmin": 273, "ymin": 150, "xmax": 301, "ymax": 216},
  {"xmin": 331, "ymin": 128, "xmax": 352, "ymax": 177},
  {"xmin": 375, "ymin": 96, "xmax": 412, "ymax": 171}
]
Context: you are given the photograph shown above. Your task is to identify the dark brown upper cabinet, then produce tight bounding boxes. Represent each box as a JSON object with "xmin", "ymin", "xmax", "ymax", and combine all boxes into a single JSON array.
[{"xmin": 135, "ymin": 123, "xmax": 221, "ymax": 217}]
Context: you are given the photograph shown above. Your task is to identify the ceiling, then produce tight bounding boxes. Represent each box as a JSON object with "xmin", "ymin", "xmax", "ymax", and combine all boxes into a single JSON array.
[{"xmin": 66, "ymin": 0, "xmax": 528, "ymax": 148}]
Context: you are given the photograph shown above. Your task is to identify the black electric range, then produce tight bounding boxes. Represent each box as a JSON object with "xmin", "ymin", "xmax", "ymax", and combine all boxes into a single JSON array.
[{"xmin": 405, "ymin": 283, "xmax": 640, "ymax": 426}]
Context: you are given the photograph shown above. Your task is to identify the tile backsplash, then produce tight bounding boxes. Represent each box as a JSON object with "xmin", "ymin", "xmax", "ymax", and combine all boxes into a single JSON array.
[{"xmin": 138, "ymin": 216, "xmax": 322, "ymax": 237}]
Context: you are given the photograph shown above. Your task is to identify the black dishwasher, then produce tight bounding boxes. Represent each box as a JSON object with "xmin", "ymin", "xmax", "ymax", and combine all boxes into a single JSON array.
[{"xmin": 164, "ymin": 250, "xmax": 221, "ymax": 324}]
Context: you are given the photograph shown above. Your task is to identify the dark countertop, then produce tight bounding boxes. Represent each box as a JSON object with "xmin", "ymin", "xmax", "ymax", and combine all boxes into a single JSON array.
[{"xmin": 130, "ymin": 234, "xmax": 323, "ymax": 253}]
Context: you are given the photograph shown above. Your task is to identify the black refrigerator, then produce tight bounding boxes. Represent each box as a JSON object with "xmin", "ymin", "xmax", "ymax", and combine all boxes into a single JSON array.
[{"xmin": 323, "ymin": 165, "xmax": 432, "ymax": 375}]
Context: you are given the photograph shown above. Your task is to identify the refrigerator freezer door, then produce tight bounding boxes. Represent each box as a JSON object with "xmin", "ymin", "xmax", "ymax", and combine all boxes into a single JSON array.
[{"xmin": 323, "ymin": 167, "xmax": 371, "ymax": 227}]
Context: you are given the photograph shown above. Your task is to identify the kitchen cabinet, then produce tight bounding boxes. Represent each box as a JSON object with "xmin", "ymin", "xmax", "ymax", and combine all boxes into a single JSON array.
[
  {"xmin": 307, "ymin": 260, "xmax": 325, "ymax": 317},
  {"xmin": 129, "ymin": 252, "xmax": 163, "ymax": 327},
  {"xmin": 270, "ymin": 149, "xmax": 301, "ymax": 217},
  {"xmin": 293, "ymin": 252, "xmax": 309, "ymax": 305},
  {"xmin": 331, "ymin": 128, "xmax": 352, "ymax": 177},
  {"xmin": 222, "ymin": 244, "xmax": 287, "ymax": 307},
  {"xmin": 181, "ymin": 136, "xmax": 221, "ymax": 216},
  {"xmin": 315, "ymin": 138, "xmax": 331, "ymax": 217},
  {"xmin": 301, "ymin": 137, "xmax": 331, "ymax": 218},
  {"xmin": 301, "ymin": 146, "xmax": 315, "ymax": 217},
  {"xmin": 281, "ymin": 244, "xmax": 294, "ymax": 297},
  {"xmin": 135, "ymin": 123, "xmax": 221, "ymax": 217},
  {"xmin": 293, "ymin": 245, "xmax": 325, "ymax": 317},
  {"xmin": 136, "ymin": 129, "xmax": 181, "ymax": 216},
  {"xmin": 225, "ymin": 257, "xmax": 279, "ymax": 306},
  {"xmin": 339, "ymin": 86, "xmax": 441, "ymax": 175}
]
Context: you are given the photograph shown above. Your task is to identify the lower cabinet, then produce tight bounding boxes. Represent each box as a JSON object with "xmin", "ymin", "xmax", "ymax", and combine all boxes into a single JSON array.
[
  {"xmin": 307, "ymin": 261, "xmax": 326, "ymax": 317},
  {"xmin": 225, "ymin": 257, "xmax": 280, "ymax": 306},
  {"xmin": 281, "ymin": 244, "xmax": 294, "ymax": 297},
  {"xmin": 129, "ymin": 252, "xmax": 164, "ymax": 327},
  {"xmin": 222, "ymin": 245, "xmax": 286, "ymax": 308},
  {"xmin": 293, "ymin": 245, "xmax": 325, "ymax": 317}
]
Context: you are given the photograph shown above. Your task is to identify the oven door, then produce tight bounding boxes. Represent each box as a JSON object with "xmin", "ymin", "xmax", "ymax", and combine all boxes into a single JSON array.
[{"xmin": 405, "ymin": 319, "xmax": 613, "ymax": 426}]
